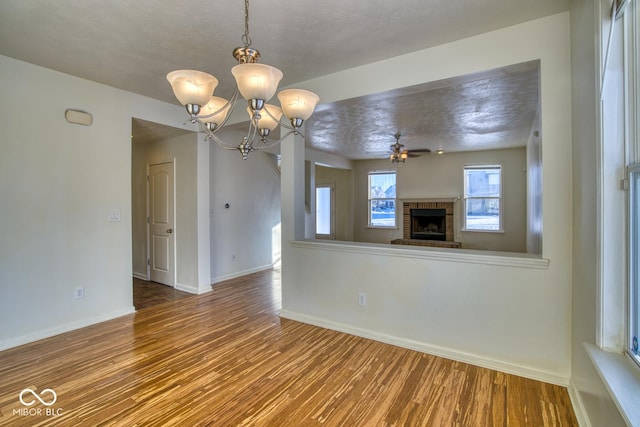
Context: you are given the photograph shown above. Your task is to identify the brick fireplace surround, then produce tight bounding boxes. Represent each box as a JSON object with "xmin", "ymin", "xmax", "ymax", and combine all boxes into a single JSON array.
[{"xmin": 391, "ymin": 200, "xmax": 462, "ymax": 248}]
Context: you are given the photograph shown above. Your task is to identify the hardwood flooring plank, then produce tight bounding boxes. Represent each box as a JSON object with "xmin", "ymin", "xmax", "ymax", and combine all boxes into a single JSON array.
[{"xmin": 0, "ymin": 268, "xmax": 577, "ymax": 426}]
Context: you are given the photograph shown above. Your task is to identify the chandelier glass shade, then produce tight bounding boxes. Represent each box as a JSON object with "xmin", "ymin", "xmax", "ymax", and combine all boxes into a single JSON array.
[
  {"xmin": 231, "ymin": 63, "xmax": 283, "ymax": 101},
  {"xmin": 166, "ymin": 70, "xmax": 219, "ymax": 111},
  {"xmin": 200, "ymin": 96, "xmax": 232, "ymax": 131},
  {"xmin": 248, "ymin": 104, "xmax": 282, "ymax": 137},
  {"xmin": 166, "ymin": 0, "xmax": 319, "ymax": 159}
]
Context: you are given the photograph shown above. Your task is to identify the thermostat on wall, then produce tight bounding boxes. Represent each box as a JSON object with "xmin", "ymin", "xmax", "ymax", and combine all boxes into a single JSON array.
[{"xmin": 65, "ymin": 109, "xmax": 93, "ymax": 126}]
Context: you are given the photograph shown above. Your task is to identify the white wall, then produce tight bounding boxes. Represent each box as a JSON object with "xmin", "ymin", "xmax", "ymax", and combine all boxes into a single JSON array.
[
  {"xmin": 281, "ymin": 13, "xmax": 573, "ymax": 385},
  {"xmin": 0, "ymin": 55, "xmax": 203, "ymax": 349},
  {"xmin": 209, "ymin": 130, "xmax": 282, "ymax": 283},
  {"xmin": 354, "ymin": 148, "xmax": 527, "ymax": 252},
  {"xmin": 569, "ymin": 0, "xmax": 627, "ymax": 425}
]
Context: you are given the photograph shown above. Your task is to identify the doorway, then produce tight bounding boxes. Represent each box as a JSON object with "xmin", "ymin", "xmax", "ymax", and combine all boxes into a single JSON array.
[
  {"xmin": 315, "ymin": 183, "xmax": 335, "ymax": 239},
  {"xmin": 131, "ymin": 118, "xmax": 198, "ymax": 306}
]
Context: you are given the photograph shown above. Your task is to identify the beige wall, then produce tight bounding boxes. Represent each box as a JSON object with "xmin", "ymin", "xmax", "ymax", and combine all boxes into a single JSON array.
[{"xmin": 353, "ymin": 147, "xmax": 527, "ymax": 252}]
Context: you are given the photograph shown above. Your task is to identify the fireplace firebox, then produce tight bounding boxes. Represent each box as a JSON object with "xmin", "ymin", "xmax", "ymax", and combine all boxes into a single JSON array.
[{"xmin": 410, "ymin": 208, "xmax": 446, "ymax": 241}]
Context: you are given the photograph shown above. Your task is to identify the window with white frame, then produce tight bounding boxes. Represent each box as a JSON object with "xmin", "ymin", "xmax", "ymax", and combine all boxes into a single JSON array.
[
  {"xmin": 368, "ymin": 171, "xmax": 396, "ymax": 228},
  {"xmin": 463, "ymin": 165, "xmax": 502, "ymax": 231},
  {"xmin": 315, "ymin": 184, "xmax": 334, "ymax": 238},
  {"xmin": 626, "ymin": 0, "xmax": 640, "ymax": 367},
  {"xmin": 630, "ymin": 165, "xmax": 640, "ymax": 363}
]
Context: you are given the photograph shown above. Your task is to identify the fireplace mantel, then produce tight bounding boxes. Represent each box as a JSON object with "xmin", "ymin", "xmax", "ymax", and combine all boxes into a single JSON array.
[{"xmin": 400, "ymin": 197, "xmax": 460, "ymax": 203}]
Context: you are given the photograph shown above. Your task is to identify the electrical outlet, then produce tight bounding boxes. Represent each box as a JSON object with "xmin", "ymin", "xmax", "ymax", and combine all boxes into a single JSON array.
[
  {"xmin": 74, "ymin": 287, "xmax": 84, "ymax": 299},
  {"xmin": 358, "ymin": 292, "xmax": 367, "ymax": 306}
]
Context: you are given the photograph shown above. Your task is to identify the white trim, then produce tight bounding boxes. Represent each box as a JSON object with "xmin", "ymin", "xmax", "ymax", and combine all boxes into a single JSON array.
[
  {"xmin": 132, "ymin": 271, "xmax": 148, "ymax": 281},
  {"xmin": 460, "ymin": 228, "xmax": 506, "ymax": 234},
  {"xmin": 0, "ymin": 307, "xmax": 136, "ymax": 351},
  {"xmin": 463, "ymin": 164, "xmax": 503, "ymax": 232},
  {"xmin": 368, "ymin": 170, "xmax": 397, "ymax": 228},
  {"xmin": 280, "ymin": 309, "xmax": 569, "ymax": 386},
  {"xmin": 175, "ymin": 282, "xmax": 212, "ymax": 295},
  {"xmin": 315, "ymin": 183, "xmax": 335, "ymax": 239},
  {"xmin": 568, "ymin": 377, "xmax": 592, "ymax": 427},
  {"xmin": 291, "ymin": 240, "xmax": 550, "ymax": 269},
  {"xmin": 211, "ymin": 264, "xmax": 274, "ymax": 285},
  {"xmin": 585, "ymin": 342, "xmax": 640, "ymax": 426}
]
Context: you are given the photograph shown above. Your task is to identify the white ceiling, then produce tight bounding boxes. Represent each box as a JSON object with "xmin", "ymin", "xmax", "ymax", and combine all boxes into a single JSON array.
[{"xmin": 0, "ymin": 0, "xmax": 568, "ymax": 158}]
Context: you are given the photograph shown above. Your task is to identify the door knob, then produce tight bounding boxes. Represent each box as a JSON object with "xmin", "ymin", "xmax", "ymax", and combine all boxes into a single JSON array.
[{"xmin": 167, "ymin": 228, "xmax": 173, "ymax": 234}]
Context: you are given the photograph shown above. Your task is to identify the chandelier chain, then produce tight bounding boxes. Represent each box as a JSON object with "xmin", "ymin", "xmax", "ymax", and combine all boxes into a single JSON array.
[{"xmin": 242, "ymin": 0, "xmax": 252, "ymax": 47}]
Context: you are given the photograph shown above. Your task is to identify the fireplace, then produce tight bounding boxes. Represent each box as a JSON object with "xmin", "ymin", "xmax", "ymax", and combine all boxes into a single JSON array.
[
  {"xmin": 400, "ymin": 200, "xmax": 455, "ymax": 242},
  {"xmin": 410, "ymin": 208, "xmax": 446, "ymax": 240},
  {"xmin": 393, "ymin": 200, "xmax": 460, "ymax": 248}
]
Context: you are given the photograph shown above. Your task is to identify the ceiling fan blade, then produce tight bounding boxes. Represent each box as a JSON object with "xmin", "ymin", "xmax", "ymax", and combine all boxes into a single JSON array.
[{"xmin": 406, "ymin": 148, "xmax": 431, "ymax": 157}]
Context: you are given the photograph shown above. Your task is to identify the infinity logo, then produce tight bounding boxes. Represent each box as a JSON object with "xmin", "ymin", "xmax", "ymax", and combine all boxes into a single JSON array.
[{"xmin": 19, "ymin": 388, "xmax": 57, "ymax": 407}]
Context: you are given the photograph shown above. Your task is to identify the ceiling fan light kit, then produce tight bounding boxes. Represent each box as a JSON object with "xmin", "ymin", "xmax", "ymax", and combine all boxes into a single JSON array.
[
  {"xmin": 166, "ymin": 0, "xmax": 319, "ymax": 159},
  {"xmin": 390, "ymin": 133, "xmax": 409, "ymax": 163},
  {"xmin": 389, "ymin": 133, "xmax": 432, "ymax": 163}
]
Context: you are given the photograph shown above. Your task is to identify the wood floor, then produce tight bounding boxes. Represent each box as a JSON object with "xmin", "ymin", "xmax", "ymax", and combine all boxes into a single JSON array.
[
  {"xmin": 0, "ymin": 269, "xmax": 577, "ymax": 426},
  {"xmin": 133, "ymin": 277, "xmax": 192, "ymax": 310}
]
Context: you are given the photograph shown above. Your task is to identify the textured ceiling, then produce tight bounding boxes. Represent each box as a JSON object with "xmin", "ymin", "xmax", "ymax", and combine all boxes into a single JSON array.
[
  {"xmin": 306, "ymin": 61, "xmax": 540, "ymax": 159},
  {"xmin": 0, "ymin": 1, "xmax": 565, "ymax": 158}
]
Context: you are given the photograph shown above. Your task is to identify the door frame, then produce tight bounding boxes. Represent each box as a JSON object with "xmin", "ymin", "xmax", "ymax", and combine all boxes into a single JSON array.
[
  {"xmin": 146, "ymin": 159, "xmax": 177, "ymax": 286},
  {"xmin": 315, "ymin": 182, "xmax": 335, "ymax": 240}
]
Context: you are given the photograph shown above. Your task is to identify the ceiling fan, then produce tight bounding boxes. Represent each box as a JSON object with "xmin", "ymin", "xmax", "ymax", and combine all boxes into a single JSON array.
[{"xmin": 389, "ymin": 133, "xmax": 431, "ymax": 163}]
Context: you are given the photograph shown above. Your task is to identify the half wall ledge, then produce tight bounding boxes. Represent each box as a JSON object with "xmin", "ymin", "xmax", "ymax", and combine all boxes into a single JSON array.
[{"xmin": 291, "ymin": 240, "xmax": 550, "ymax": 269}]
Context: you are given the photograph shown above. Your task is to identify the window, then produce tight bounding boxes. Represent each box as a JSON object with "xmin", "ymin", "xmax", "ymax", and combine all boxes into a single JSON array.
[
  {"xmin": 630, "ymin": 165, "xmax": 640, "ymax": 364},
  {"xmin": 315, "ymin": 184, "xmax": 333, "ymax": 238},
  {"xmin": 368, "ymin": 171, "xmax": 396, "ymax": 227},
  {"xmin": 626, "ymin": 0, "xmax": 640, "ymax": 367},
  {"xmin": 463, "ymin": 165, "xmax": 502, "ymax": 231}
]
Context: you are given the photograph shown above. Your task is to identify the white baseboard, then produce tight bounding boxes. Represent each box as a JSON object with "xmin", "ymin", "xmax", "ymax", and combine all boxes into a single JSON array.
[
  {"xmin": 0, "ymin": 306, "xmax": 136, "ymax": 351},
  {"xmin": 132, "ymin": 271, "xmax": 148, "ymax": 280},
  {"xmin": 279, "ymin": 309, "xmax": 570, "ymax": 387},
  {"xmin": 211, "ymin": 264, "xmax": 274, "ymax": 285},
  {"xmin": 568, "ymin": 377, "xmax": 591, "ymax": 427},
  {"xmin": 175, "ymin": 282, "xmax": 212, "ymax": 295}
]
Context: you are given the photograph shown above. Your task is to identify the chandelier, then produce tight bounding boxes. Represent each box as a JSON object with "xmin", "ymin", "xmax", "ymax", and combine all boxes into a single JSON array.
[
  {"xmin": 389, "ymin": 133, "xmax": 409, "ymax": 163},
  {"xmin": 166, "ymin": 0, "xmax": 320, "ymax": 159}
]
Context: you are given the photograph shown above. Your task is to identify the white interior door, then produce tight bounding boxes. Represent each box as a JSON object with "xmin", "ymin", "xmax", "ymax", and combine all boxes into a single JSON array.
[{"xmin": 148, "ymin": 161, "xmax": 175, "ymax": 286}]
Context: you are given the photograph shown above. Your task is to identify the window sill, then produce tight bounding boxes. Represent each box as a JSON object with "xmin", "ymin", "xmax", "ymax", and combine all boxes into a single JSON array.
[
  {"xmin": 291, "ymin": 239, "xmax": 549, "ymax": 269},
  {"xmin": 584, "ymin": 342, "xmax": 640, "ymax": 426},
  {"xmin": 461, "ymin": 229, "xmax": 505, "ymax": 234}
]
